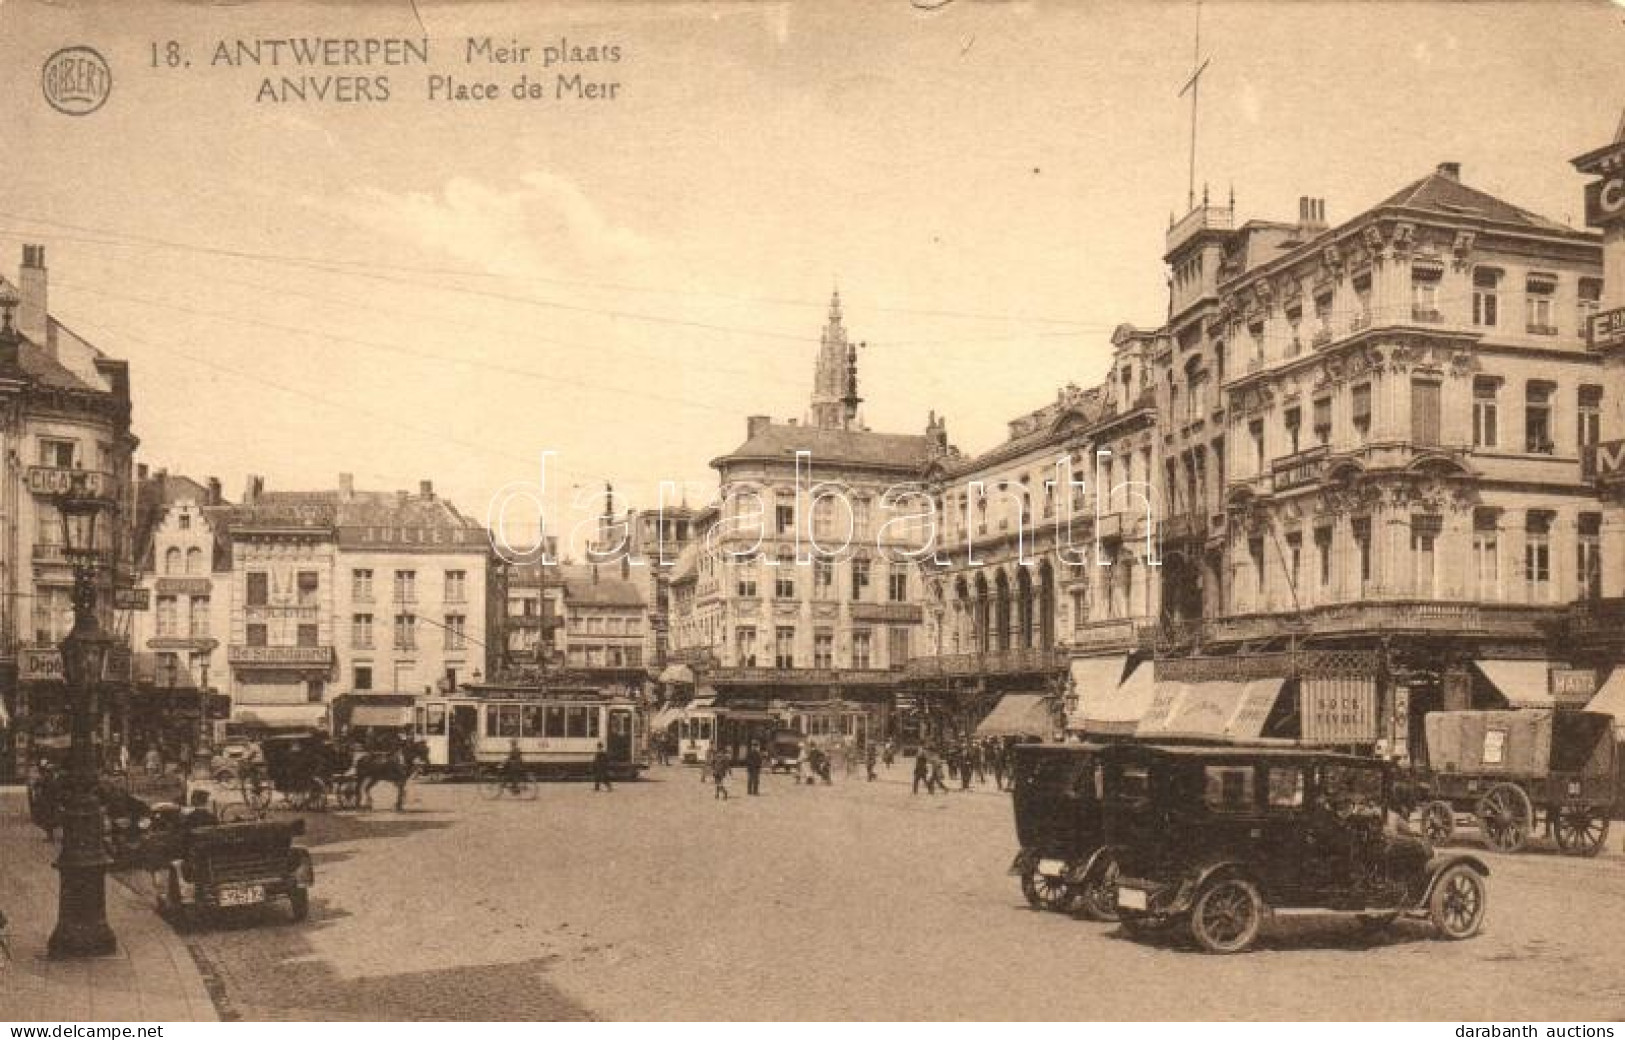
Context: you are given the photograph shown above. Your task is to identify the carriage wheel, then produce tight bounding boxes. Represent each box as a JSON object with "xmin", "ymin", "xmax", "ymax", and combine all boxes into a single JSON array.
[
  {"xmin": 300, "ymin": 781, "xmax": 328, "ymax": 813},
  {"xmin": 1476, "ymin": 783, "xmax": 1532, "ymax": 853},
  {"xmin": 1552, "ymin": 807, "xmax": 1610, "ymax": 857},
  {"xmin": 1421, "ymin": 801, "xmax": 1455, "ymax": 845},
  {"xmin": 334, "ymin": 779, "xmax": 360, "ymax": 811}
]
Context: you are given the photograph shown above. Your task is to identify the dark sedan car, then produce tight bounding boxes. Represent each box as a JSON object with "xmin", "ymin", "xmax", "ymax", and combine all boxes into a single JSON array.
[{"xmin": 1102, "ymin": 743, "xmax": 1489, "ymax": 954}]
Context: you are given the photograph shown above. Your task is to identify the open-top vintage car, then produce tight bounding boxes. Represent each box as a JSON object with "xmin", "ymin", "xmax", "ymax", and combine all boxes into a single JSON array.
[
  {"xmin": 1103, "ymin": 744, "xmax": 1489, "ymax": 954},
  {"xmin": 1006, "ymin": 742, "xmax": 1119, "ymax": 920},
  {"xmin": 146, "ymin": 815, "xmax": 315, "ymax": 928}
]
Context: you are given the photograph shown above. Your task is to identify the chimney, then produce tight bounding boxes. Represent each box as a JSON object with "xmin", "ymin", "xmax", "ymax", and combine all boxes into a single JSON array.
[
  {"xmin": 207, "ymin": 476, "xmax": 222, "ymax": 505},
  {"xmin": 243, "ymin": 475, "xmax": 263, "ymax": 504},
  {"xmin": 746, "ymin": 415, "xmax": 771, "ymax": 438},
  {"xmin": 1298, "ymin": 196, "xmax": 1327, "ymax": 235},
  {"xmin": 18, "ymin": 245, "xmax": 47, "ymax": 350},
  {"xmin": 1437, "ymin": 162, "xmax": 1461, "ymax": 182},
  {"xmin": 419, "ymin": 479, "xmax": 434, "ymax": 500},
  {"xmin": 396, "ymin": 490, "xmax": 409, "ymax": 507},
  {"xmin": 137, "ymin": 463, "xmax": 149, "ymax": 481},
  {"xmin": 339, "ymin": 472, "xmax": 354, "ymax": 499}
]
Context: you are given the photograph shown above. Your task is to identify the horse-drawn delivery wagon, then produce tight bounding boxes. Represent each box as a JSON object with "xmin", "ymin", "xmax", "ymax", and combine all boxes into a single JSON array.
[{"xmin": 1413, "ymin": 709, "xmax": 1615, "ymax": 856}]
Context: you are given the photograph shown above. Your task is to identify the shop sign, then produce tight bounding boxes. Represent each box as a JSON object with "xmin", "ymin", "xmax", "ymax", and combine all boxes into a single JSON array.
[
  {"xmin": 1550, "ymin": 668, "xmax": 1597, "ymax": 705},
  {"xmin": 1589, "ymin": 439, "xmax": 1625, "ymax": 483},
  {"xmin": 1300, "ymin": 675, "xmax": 1377, "ymax": 744},
  {"xmin": 1583, "ymin": 166, "xmax": 1625, "ymax": 228},
  {"xmin": 20, "ymin": 647, "xmax": 64, "ymax": 682},
  {"xmin": 26, "ymin": 466, "xmax": 111, "ymax": 498},
  {"xmin": 1590, "ymin": 307, "xmax": 1625, "ymax": 351},
  {"xmin": 114, "ymin": 587, "xmax": 150, "ymax": 611},
  {"xmin": 337, "ymin": 524, "xmax": 485, "ymax": 552}
]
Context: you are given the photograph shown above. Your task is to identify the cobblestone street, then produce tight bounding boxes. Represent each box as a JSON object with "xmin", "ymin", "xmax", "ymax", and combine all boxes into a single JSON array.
[{"xmin": 102, "ymin": 764, "xmax": 1625, "ymax": 1021}]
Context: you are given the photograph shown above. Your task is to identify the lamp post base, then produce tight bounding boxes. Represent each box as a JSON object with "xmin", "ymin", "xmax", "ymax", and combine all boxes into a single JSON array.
[{"xmin": 47, "ymin": 916, "xmax": 117, "ymax": 959}]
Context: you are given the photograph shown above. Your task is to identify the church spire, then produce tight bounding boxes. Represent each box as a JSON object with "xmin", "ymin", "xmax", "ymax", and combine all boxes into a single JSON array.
[{"xmin": 810, "ymin": 288, "xmax": 850, "ymax": 429}]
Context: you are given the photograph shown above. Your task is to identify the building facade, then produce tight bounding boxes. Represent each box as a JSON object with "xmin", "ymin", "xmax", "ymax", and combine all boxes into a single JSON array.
[{"xmin": 0, "ymin": 245, "xmax": 138, "ymax": 780}]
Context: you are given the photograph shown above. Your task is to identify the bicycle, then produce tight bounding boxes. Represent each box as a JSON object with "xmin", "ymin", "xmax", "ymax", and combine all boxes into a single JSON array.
[
  {"xmin": 238, "ymin": 762, "xmax": 273, "ymax": 816},
  {"xmin": 480, "ymin": 768, "xmax": 537, "ymax": 800}
]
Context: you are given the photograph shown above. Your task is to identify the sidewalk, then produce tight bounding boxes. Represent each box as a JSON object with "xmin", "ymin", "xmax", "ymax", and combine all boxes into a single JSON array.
[{"xmin": 0, "ymin": 788, "xmax": 217, "ymax": 1023}]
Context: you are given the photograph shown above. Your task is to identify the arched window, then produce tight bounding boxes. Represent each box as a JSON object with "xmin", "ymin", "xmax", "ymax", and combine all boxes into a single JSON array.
[
  {"xmin": 185, "ymin": 546, "xmax": 204, "ymax": 575},
  {"xmin": 164, "ymin": 546, "xmax": 181, "ymax": 574}
]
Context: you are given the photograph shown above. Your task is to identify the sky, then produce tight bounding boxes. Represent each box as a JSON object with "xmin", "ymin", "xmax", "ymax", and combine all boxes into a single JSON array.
[{"xmin": 0, "ymin": 0, "xmax": 1621, "ymax": 544}]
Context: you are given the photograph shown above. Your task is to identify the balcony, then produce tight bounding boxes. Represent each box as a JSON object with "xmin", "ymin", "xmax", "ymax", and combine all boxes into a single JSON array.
[
  {"xmin": 1412, "ymin": 307, "xmax": 1444, "ymax": 324},
  {"xmin": 31, "ymin": 543, "xmax": 69, "ymax": 563},
  {"xmin": 1162, "ymin": 511, "xmax": 1208, "ymax": 543},
  {"xmin": 1526, "ymin": 324, "xmax": 1558, "ymax": 337},
  {"xmin": 1311, "ymin": 327, "xmax": 1333, "ymax": 349},
  {"xmin": 1350, "ymin": 313, "xmax": 1371, "ymax": 333},
  {"xmin": 850, "ymin": 602, "xmax": 923, "ymax": 624},
  {"xmin": 227, "ymin": 644, "xmax": 334, "ymax": 666},
  {"xmin": 904, "ymin": 646, "xmax": 1067, "ymax": 679},
  {"xmin": 706, "ymin": 665, "xmax": 897, "ymax": 687},
  {"xmin": 1566, "ymin": 598, "xmax": 1625, "ymax": 648},
  {"xmin": 1203, "ymin": 600, "xmax": 1563, "ymax": 645},
  {"xmin": 1271, "ymin": 444, "xmax": 1331, "ymax": 492}
]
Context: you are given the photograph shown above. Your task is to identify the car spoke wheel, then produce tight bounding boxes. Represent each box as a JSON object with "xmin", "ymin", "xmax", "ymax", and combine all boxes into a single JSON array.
[
  {"xmin": 1552, "ymin": 809, "xmax": 1609, "ymax": 857},
  {"xmin": 1080, "ymin": 855, "xmax": 1122, "ymax": 922},
  {"xmin": 1190, "ymin": 877, "xmax": 1263, "ymax": 954},
  {"xmin": 1429, "ymin": 865, "xmax": 1486, "ymax": 940},
  {"xmin": 1020, "ymin": 864, "xmax": 1077, "ymax": 913},
  {"xmin": 1475, "ymin": 784, "xmax": 1531, "ymax": 853},
  {"xmin": 1421, "ymin": 801, "xmax": 1455, "ymax": 845}
]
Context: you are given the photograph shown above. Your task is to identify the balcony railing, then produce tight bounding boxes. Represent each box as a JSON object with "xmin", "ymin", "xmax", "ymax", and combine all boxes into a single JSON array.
[
  {"xmin": 706, "ymin": 665, "xmax": 897, "ymax": 686},
  {"xmin": 1163, "ymin": 511, "xmax": 1209, "ymax": 543},
  {"xmin": 1311, "ymin": 327, "xmax": 1333, "ymax": 348},
  {"xmin": 850, "ymin": 602, "xmax": 924, "ymax": 624},
  {"xmin": 1203, "ymin": 600, "xmax": 1563, "ymax": 644},
  {"xmin": 1271, "ymin": 444, "xmax": 1331, "ymax": 492},
  {"xmin": 1350, "ymin": 313, "xmax": 1371, "ymax": 333},
  {"xmin": 1526, "ymin": 324, "xmax": 1558, "ymax": 337},
  {"xmin": 904, "ymin": 646, "xmax": 1066, "ymax": 678},
  {"xmin": 1412, "ymin": 307, "xmax": 1444, "ymax": 323},
  {"xmin": 1566, "ymin": 598, "xmax": 1625, "ymax": 643},
  {"xmin": 1068, "ymin": 618, "xmax": 1142, "ymax": 653}
]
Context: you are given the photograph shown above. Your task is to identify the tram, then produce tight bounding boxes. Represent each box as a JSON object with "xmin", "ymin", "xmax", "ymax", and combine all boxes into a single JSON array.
[{"xmin": 410, "ymin": 688, "xmax": 647, "ymax": 780}]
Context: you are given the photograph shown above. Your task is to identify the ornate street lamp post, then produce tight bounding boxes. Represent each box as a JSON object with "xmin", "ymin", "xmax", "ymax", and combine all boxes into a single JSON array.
[{"xmin": 47, "ymin": 468, "xmax": 117, "ymax": 959}]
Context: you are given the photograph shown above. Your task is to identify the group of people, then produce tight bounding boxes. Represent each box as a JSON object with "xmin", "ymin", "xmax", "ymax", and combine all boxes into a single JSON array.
[{"xmin": 911, "ymin": 737, "xmax": 1015, "ymax": 796}]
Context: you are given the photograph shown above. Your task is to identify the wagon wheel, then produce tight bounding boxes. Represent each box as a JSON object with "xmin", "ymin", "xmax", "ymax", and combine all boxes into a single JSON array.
[
  {"xmin": 1475, "ymin": 783, "xmax": 1533, "ymax": 853},
  {"xmin": 1019, "ymin": 863, "xmax": 1077, "ymax": 913},
  {"xmin": 1551, "ymin": 807, "xmax": 1610, "ymax": 857},
  {"xmin": 299, "ymin": 780, "xmax": 328, "ymax": 813},
  {"xmin": 1421, "ymin": 801, "xmax": 1455, "ymax": 845},
  {"xmin": 333, "ymin": 777, "xmax": 360, "ymax": 811}
]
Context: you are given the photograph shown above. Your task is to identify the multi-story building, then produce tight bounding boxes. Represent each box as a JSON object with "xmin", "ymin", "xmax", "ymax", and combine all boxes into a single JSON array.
[
  {"xmin": 560, "ymin": 563, "xmax": 647, "ymax": 690},
  {"xmin": 128, "ymin": 468, "xmax": 230, "ymax": 754},
  {"xmin": 667, "ymin": 293, "xmax": 955, "ymax": 745},
  {"xmin": 0, "ymin": 245, "xmax": 138, "ymax": 780},
  {"xmin": 214, "ymin": 474, "xmax": 496, "ymax": 731}
]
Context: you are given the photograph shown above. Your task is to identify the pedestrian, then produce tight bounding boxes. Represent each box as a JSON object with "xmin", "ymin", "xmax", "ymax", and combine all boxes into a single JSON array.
[
  {"xmin": 882, "ymin": 740, "xmax": 895, "ymax": 769},
  {"xmin": 592, "ymin": 741, "xmax": 614, "ymax": 792},
  {"xmin": 912, "ymin": 748, "xmax": 930, "ymax": 795},
  {"xmin": 865, "ymin": 742, "xmax": 878, "ymax": 782},
  {"xmin": 30, "ymin": 760, "xmax": 60, "ymax": 841},
  {"xmin": 711, "ymin": 751, "xmax": 731, "ymax": 800},
  {"xmin": 116, "ymin": 740, "xmax": 130, "ymax": 775},
  {"xmin": 744, "ymin": 741, "xmax": 763, "ymax": 796},
  {"xmin": 972, "ymin": 741, "xmax": 987, "ymax": 785},
  {"xmin": 144, "ymin": 744, "xmax": 163, "ymax": 777},
  {"xmin": 796, "ymin": 744, "xmax": 809, "ymax": 786},
  {"xmin": 959, "ymin": 744, "xmax": 974, "ymax": 791},
  {"xmin": 929, "ymin": 749, "xmax": 949, "ymax": 795}
]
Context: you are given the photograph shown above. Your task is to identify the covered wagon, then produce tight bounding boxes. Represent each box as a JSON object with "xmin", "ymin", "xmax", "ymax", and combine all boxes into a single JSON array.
[{"xmin": 1415, "ymin": 709, "xmax": 1614, "ymax": 856}]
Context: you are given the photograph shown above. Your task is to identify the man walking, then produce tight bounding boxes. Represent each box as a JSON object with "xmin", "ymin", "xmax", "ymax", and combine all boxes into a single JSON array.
[
  {"xmin": 865, "ymin": 741, "xmax": 878, "ymax": 782},
  {"xmin": 912, "ymin": 749, "xmax": 930, "ymax": 795},
  {"xmin": 592, "ymin": 742, "xmax": 614, "ymax": 792},
  {"xmin": 745, "ymin": 741, "xmax": 763, "ymax": 796},
  {"xmin": 711, "ymin": 751, "xmax": 731, "ymax": 800}
]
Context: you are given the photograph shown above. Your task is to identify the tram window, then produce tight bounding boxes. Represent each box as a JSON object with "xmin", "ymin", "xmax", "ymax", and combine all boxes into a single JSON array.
[
  {"xmin": 425, "ymin": 705, "xmax": 446, "ymax": 736},
  {"xmin": 491, "ymin": 705, "xmax": 521, "ymax": 738},
  {"xmin": 485, "ymin": 708, "xmax": 499, "ymax": 738},
  {"xmin": 546, "ymin": 706, "xmax": 566, "ymax": 737},
  {"xmin": 522, "ymin": 706, "xmax": 545, "ymax": 737},
  {"xmin": 566, "ymin": 706, "xmax": 589, "ymax": 738},
  {"xmin": 413, "ymin": 706, "xmax": 425, "ymax": 733},
  {"xmin": 588, "ymin": 710, "xmax": 600, "ymax": 738}
]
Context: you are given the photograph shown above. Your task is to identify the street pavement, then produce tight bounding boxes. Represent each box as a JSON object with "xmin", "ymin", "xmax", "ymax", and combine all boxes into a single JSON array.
[
  {"xmin": 0, "ymin": 789, "xmax": 217, "ymax": 1023},
  {"xmin": 8, "ymin": 766, "xmax": 1625, "ymax": 1020}
]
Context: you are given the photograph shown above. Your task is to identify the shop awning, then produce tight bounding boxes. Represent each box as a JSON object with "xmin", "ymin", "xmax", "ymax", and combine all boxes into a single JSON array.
[
  {"xmin": 1075, "ymin": 658, "xmax": 1151, "ymax": 736},
  {"xmin": 974, "ymin": 693, "xmax": 1055, "ymax": 739},
  {"xmin": 1137, "ymin": 678, "xmax": 1284, "ymax": 741},
  {"xmin": 233, "ymin": 704, "xmax": 328, "ymax": 729},
  {"xmin": 658, "ymin": 663, "xmax": 695, "ymax": 684},
  {"xmin": 350, "ymin": 704, "xmax": 411, "ymax": 728},
  {"xmin": 1585, "ymin": 667, "xmax": 1625, "ymax": 735},
  {"xmin": 1475, "ymin": 659, "xmax": 1554, "ymax": 709}
]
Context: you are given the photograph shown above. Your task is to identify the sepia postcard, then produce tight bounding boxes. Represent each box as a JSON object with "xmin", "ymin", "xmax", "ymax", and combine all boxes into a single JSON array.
[{"xmin": 1, "ymin": 0, "xmax": 1624, "ymax": 1026}]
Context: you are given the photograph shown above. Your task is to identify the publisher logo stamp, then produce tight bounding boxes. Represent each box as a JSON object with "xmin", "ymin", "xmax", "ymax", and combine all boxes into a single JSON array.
[{"xmin": 42, "ymin": 46, "xmax": 112, "ymax": 115}]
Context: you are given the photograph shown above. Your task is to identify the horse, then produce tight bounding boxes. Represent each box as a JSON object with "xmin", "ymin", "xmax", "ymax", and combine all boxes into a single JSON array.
[{"xmin": 355, "ymin": 740, "xmax": 426, "ymax": 811}]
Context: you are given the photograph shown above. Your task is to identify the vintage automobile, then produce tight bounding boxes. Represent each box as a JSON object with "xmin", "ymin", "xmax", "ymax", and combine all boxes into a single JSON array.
[
  {"xmin": 146, "ymin": 814, "xmax": 315, "ymax": 928},
  {"xmin": 1006, "ymin": 742, "xmax": 1119, "ymax": 920},
  {"xmin": 767, "ymin": 729, "xmax": 805, "ymax": 774},
  {"xmin": 1103, "ymin": 744, "xmax": 1489, "ymax": 954}
]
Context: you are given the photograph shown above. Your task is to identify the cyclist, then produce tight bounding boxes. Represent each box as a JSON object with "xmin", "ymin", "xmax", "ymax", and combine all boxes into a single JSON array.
[{"xmin": 502, "ymin": 738, "xmax": 526, "ymax": 794}]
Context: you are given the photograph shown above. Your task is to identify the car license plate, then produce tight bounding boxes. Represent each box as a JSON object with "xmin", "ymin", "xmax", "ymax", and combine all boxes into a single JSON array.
[
  {"xmin": 218, "ymin": 885, "xmax": 265, "ymax": 907},
  {"xmin": 1036, "ymin": 858, "xmax": 1067, "ymax": 877},
  {"xmin": 1117, "ymin": 887, "xmax": 1148, "ymax": 911}
]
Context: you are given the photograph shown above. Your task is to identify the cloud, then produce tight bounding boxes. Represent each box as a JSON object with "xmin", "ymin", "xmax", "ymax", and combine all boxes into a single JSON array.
[{"xmin": 342, "ymin": 171, "xmax": 653, "ymax": 276}]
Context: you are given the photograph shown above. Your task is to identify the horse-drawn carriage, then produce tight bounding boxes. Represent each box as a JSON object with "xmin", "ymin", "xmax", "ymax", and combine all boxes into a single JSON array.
[
  {"xmin": 1410, "ymin": 709, "xmax": 1616, "ymax": 856},
  {"xmin": 239, "ymin": 733, "xmax": 361, "ymax": 814}
]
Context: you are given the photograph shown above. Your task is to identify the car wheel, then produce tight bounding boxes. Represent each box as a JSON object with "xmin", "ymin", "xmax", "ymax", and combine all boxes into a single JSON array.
[
  {"xmin": 1020, "ymin": 863, "xmax": 1077, "ymax": 913},
  {"xmin": 1429, "ymin": 864, "xmax": 1486, "ymax": 940},
  {"xmin": 289, "ymin": 887, "xmax": 310, "ymax": 923},
  {"xmin": 1189, "ymin": 877, "xmax": 1264, "ymax": 954},
  {"xmin": 214, "ymin": 769, "xmax": 235, "ymax": 785},
  {"xmin": 1079, "ymin": 854, "xmax": 1122, "ymax": 923},
  {"xmin": 1421, "ymin": 801, "xmax": 1455, "ymax": 845}
]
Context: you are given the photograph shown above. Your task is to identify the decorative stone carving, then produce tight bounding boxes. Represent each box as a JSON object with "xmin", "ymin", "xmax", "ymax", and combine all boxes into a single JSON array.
[
  {"xmin": 1362, "ymin": 225, "xmax": 1385, "ymax": 264},
  {"xmin": 1391, "ymin": 221, "xmax": 1416, "ymax": 256},
  {"xmin": 1451, "ymin": 230, "xmax": 1477, "ymax": 270},
  {"xmin": 1322, "ymin": 244, "xmax": 1344, "ymax": 278}
]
